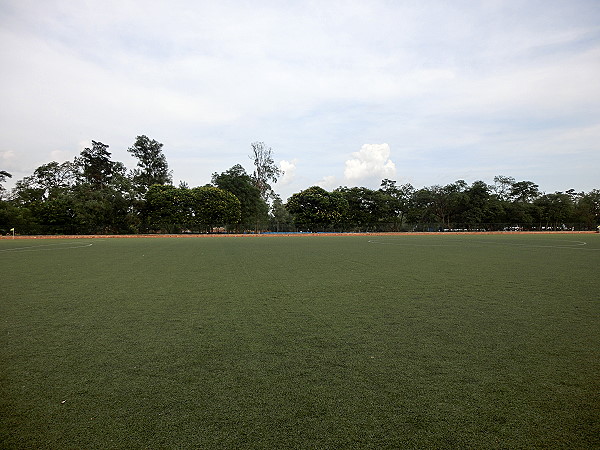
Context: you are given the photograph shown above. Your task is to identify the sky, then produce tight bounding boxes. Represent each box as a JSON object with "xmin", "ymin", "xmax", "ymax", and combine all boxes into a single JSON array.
[{"xmin": 1, "ymin": 0, "xmax": 599, "ymax": 200}]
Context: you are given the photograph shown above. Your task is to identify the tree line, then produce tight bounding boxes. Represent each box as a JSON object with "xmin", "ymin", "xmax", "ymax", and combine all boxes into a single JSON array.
[
  {"xmin": 1, "ymin": 137, "xmax": 599, "ymax": 234},
  {"xmin": 285, "ymin": 179, "xmax": 599, "ymax": 232}
]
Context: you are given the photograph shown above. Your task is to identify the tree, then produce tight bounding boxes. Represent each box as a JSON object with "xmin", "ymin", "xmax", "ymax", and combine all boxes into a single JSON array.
[
  {"xmin": 286, "ymin": 186, "xmax": 348, "ymax": 231},
  {"xmin": 509, "ymin": 181, "xmax": 540, "ymax": 203},
  {"xmin": 504, "ymin": 201, "xmax": 538, "ymax": 228},
  {"xmin": 70, "ymin": 180, "xmax": 135, "ymax": 234},
  {"xmin": 575, "ymin": 189, "xmax": 600, "ymax": 229},
  {"xmin": 534, "ymin": 192, "xmax": 575, "ymax": 228},
  {"xmin": 428, "ymin": 181, "xmax": 468, "ymax": 228},
  {"xmin": 460, "ymin": 180, "xmax": 488, "ymax": 224},
  {"xmin": 269, "ymin": 194, "xmax": 294, "ymax": 232},
  {"xmin": 76, "ymin": 141, "xmax": 119, "ymax": 189},
  {"xmin": 0, "ymin": 170, "xmax": 12, "ymax": 199},
  {"xmin": 128, "ymin": 135, "xmax": 172, "ymax": 195},
  {"xmin": 405, "ymin": 181, "xmax": 469, "ymax": 230},
  {"xmin": 189, "ymin": 186, "xmax": 241, "ymax": 232},
  {"xmin": 144, "ymin": 185, "xmax": 193, "ymax": 233},
  {"xmin": 142, "ymin": 185, "xmax": 241, "ymax": 233},
  {"xmin": 36, "ymin": 193, "xmax": 78, "ymax": 234},
  {"xmin": 14, "ymin": 161, "xmax": 77, "ymax": 201},
  {"xmin": 11, "ymin": 178, "xmax": 44, "ymax": 207},
  {"xmin": 71, "ymin": 143, "xmax": 136, "ymax": 233},
  {"xmin": 0, "ymin": 200, "xmax": 38, "ymax": 235},
  {"xmin": 249, "ymin": 141, "xmax": 282, "ymax": 201},
  {"xmin": 212, "ymin": 164, "xmax": 268, "ymax": 229},
  {"xmin": 406, "ymin": 187, "xmax": 436, "ymax": 227},
  {"xmin": 493, "ymin": 175, "xmax": 515, "ymax": 201},
  {"xmin": 8, "ymin": 162, "xmax": 79, "ymax": 233},
  {"xmin": 0, "ymin": 170, "xmax": 11, "ymax": 186},
  {"xmin": 335, "ymin": 186, "xmax": 389, "ymax": 230},
  {"xmin": 379, "ymin": 179, "xmax": 415, "ymax": 230}
]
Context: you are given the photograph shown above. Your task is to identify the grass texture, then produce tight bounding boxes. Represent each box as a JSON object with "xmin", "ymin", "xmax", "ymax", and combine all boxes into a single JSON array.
[{"xmin": 1, "ymin": 234, "xmax": 599, "ymax": 449}]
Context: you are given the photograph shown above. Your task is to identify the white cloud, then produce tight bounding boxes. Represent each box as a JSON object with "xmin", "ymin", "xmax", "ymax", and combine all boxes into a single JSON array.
[
  {"xmin": 77, "ymin": 141, "xmax": 92, "ymax": 151},
  {"xmin": 1, "ymin": 150, "xmax": 16, "ymax": 165},
  {"xmin": 317, "ymin": 175, "xmax": 337, "ymax": 190},
  {"xmin": 50, "ymin": 149, "xmax": 73, "ymax": 162},
  {"xmin": 344, "ymin": 144, "xmax": 396, "ymax": 182},
  {"xmin": 278, "ymin": 159, "xmax": 298, "ymax": 185}
]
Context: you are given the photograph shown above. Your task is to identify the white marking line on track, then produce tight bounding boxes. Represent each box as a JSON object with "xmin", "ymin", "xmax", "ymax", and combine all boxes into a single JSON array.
[
  {"xmin": 367, "ymin": 239, "xmax": 600, "ymax": 250},
  {"xmin": 0, "ymin": 242, "xmax": 93, "ymax": 252}
]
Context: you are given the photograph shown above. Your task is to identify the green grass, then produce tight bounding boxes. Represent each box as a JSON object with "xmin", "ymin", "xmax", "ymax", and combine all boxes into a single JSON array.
[{"xmin": 1, "ymin": 234, "xmax": 599, "ymax": 449}]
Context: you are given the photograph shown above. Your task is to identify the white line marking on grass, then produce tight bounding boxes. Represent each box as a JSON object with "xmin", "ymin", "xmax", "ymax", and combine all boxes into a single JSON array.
[
  {"xmin": 475, "ymin": 240, "xmax": 589, "ymax": 249},
  {"xmin": 0, "ymin": 242, "xmax": 93, "ymax": 252},
  {"xmin": 367, "ymin": 239, "xmax": 600, "ymax": 250}
]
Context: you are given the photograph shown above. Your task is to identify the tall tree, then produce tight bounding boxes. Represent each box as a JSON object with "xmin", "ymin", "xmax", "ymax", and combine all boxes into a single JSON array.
[
  {"xmin": 72, "ymin": 142, "xmax": 136, "ymax": 233},
  {"xmin": 0, "ymin": 170, "xmax": 11, "ymax": 186},
  {"xmin": 249, "ymin": 141, "xmax": 282, "ymax": 201},
  {"xmin": 76, "ymin": 141, "xmax": 118, "ymax": 188},
  {"xmin": 493, "ymin": 175, "xmax": 515, "ymax": 201},
  {"xmin": 509, "ymin": 181, "xmax": 540, "ymax": 203},
  {"xmin": 0, "ymin": 170, "xmax": 12, "ymax": 199},
  {"xmin": 212, "ymin": 164, "xmax": 268, "ymax": 229},
  {"xmin": 128, "ymin": 135, "xmax": 172, "ymax": 195}
]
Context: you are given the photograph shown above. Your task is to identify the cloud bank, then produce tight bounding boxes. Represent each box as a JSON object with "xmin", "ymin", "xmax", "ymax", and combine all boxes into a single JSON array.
[
  {"xmin": 278, "ymin": 159, "xmax": 297, "ymax": 185},
  {"xmin": 344, "ymin": 144, "xmax": 396, "ymax": 183}
]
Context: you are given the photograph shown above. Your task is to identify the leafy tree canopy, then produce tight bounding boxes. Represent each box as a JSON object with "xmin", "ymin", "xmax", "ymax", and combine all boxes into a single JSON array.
[
  {"xmin": 0, "ymin": 170, "xmax": 11, "ymax": 183},
  {"xmin": 286, "ymin": 186, "xmax": 348, "ymax": 230},
  {"xmin": 212, "ymin": 164, "xmax": 268, "ymax": 226},
  {"xmin": 189, "ymin": 186, "xmax": 241, "ymax": 230},
  {"xmin": 249, "ymin": 141, "xmax": 281, "ymax": 202},
  {"xmin": 128, "ymin": 135, "xmax": 172, "ymax": 195},
  {"xmin": 76, "ymin": 141, "xmax": 122, "ymax": 188},
  {"xmin": 0, "ymin": 170, "xmax": 12, "ymax": 199}
]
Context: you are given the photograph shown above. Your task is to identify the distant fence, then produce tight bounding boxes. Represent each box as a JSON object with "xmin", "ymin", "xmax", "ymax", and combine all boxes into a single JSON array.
[
  {"xmin": 11, "ymin": 221, "xmax": 593, "ymax": 236},
  {"xmin": 251, "ymin": 222, "xmax": 595, "ymax": 234}
]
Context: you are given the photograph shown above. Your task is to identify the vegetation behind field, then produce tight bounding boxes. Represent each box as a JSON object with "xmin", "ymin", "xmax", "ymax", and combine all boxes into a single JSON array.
[
  {"xmin": 1, "ymin": 235, "xmax": 599, "ymax": 448},
  {"xmin": 1, "ymin": 138, "xmax": 599, "ymax": 235}
]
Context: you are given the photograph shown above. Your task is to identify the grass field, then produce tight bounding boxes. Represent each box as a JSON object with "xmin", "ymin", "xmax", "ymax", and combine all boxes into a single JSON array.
[{"xmin": 1, "ymin": 234, "xmax": 599, "ymax": 449}]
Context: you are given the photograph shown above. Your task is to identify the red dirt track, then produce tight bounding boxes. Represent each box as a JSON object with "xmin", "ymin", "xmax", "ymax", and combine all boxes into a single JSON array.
[{"xmin": 2, "ymin": 231, "xmax": 596, "ymax": 240}]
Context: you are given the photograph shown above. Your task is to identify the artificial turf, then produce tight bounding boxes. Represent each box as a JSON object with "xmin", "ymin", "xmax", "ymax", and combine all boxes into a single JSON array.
[{"xmin": 1, "ymin": 234, "xmax": 599, "ymax": 449}]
